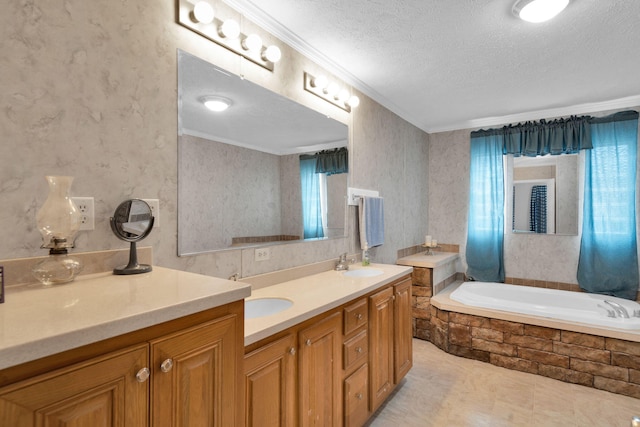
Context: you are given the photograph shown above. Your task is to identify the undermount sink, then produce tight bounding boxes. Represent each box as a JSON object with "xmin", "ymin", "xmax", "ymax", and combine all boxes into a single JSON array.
[
  {"xmin": 245, "ymin": 297, "xmax": 293, "ymax": 319},
  {"xmin": 342, "ymin": 268, "xmax": 384, "ymax": 278}
]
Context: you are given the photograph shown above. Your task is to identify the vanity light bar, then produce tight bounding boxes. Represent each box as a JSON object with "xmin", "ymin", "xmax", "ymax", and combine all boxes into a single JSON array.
[
  {"xmin": 304, "ymin": 72, "xmax": 360, "ymax": 112},
  {"xmin": 177, "ymin": 0, "xmax": 281, "ymax": 72}
]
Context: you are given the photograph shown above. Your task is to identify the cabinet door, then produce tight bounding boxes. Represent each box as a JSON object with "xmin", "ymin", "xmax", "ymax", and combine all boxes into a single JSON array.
[
  {"xmin": 394, "ymin": 278, "xmax": 413, "ymax": 383},
  {"xmin": 344, "ymin": 363, "xmax": 369, "ymax": 427},
  {"xmin": 0, "ymin": 345, "xmax": 149, "ymax": 427},
  {"xmin": 150, "ymin": 314, "xmax": 241, "ymax": 427},
  {"xmin": 369, "ymin": 287, "xmax": 394, "ymax": 412},
  {"xmin": 244, "ymin": 334, "xmax": 296, "ymax": 427},
  {"xmin": 299, "ymin": 311, "xmax": 342, "ymax": 427}
]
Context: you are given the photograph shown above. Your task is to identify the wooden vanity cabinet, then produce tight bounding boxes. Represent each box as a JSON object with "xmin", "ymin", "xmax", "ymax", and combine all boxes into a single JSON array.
[
  {"xmin": 150, "ymin": 315, "xmax": 241, "ymax": 426},
  {"xmin": 299, "ymin": 311, "xmax": 343, "ymax": 427},
  {"xmin": 369, "ymin": 276, "xmax": 413, "ymax": 412},
  {"xmin": 393, "ymin": 277, "xmax": 413, "ymax": 382},
  {"xmin": 243, "ymin": 273, "xmax": 413, "ymax": 427},
  {"xmin": 0, "ymin": 301, "xmax": 244, "ymax": 427},
  {"xmin": 0, "ymin": 345, "xmax": 149, "ymax": 426},
  {"xmin": 342, "ymin": 298, "xmax": 370, "ymax": 427},
  {"xmin": 244, "ymin": 334, "xmax": 297, "ymax": 427}
]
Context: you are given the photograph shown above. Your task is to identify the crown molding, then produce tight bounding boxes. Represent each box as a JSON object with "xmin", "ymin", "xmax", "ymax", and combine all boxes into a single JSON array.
[
  {"xmin": 224, "ymin": 1, "xmax": 640, "ymax": 135},
  {"xmin": 428, "ymin": 95, "xmax": 640, "ymax": 134}
]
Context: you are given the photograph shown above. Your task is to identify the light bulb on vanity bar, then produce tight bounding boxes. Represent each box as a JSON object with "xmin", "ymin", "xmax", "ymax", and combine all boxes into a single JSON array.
[{"xmin": 192, "ymin": 1, "xmax": 214, "ymax": 24}]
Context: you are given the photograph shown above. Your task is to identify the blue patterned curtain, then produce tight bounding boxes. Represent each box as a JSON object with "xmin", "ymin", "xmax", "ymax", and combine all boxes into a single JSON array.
[
  {"xmin": 300, "ymin": 155, "xmax": 324, "ymax": 239},
  {"xmin": 529, "ymin": 185, "xmax": 547, "ymax": 233},
  {"xmin": 465, "ymin": 131, "xmax": 505, "ymax": 282},
  {"xmin": 578, "ymin": 111, "xmax": 639, "ymax": 300}
]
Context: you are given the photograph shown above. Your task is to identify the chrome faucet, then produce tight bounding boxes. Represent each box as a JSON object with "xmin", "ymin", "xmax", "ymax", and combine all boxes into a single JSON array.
[
  {"xmin": 604, "ymin": 300, "xmax": 630, "ymax": 319},
  {"xmin": 335, "ymin": 253, "xmax": 349, "ymax": 271}
]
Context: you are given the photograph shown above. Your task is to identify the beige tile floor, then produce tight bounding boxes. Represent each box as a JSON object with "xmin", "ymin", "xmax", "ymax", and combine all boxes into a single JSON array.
[{"xmin": 368, "ymin": 339, "xmax": 640, "ymax": 427}]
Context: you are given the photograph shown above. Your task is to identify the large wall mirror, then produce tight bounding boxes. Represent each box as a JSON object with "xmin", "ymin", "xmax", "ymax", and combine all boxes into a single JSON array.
[
  {"xmin": 510, "ymin": 154, "xmax": 579, "ymax": 236},
  {"xmin": 177, "ymin": 50, "xmax": 349, "ymax": 255}
]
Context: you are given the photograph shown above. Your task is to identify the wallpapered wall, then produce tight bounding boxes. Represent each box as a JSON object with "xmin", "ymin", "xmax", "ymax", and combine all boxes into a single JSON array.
[{"xmin": 1, "ymin": 0, "xmax": 429, "ymax": 280}]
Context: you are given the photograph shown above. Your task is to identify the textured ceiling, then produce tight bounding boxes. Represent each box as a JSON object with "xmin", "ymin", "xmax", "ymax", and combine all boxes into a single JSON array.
[{"xmin": 227, "ymin": 0, "xmax": 640, "ymax": 133}]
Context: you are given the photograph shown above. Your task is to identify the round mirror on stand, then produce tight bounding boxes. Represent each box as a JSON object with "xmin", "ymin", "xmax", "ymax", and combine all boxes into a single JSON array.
[{"xmin": 110, "ymin": 199, "xmax": 155, "ymax": 275}]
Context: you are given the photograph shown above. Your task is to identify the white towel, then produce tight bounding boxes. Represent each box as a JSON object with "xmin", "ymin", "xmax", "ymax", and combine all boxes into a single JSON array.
[{"xmin": 358, "ymin": 196, "xmax": 384, "ymax": 248}]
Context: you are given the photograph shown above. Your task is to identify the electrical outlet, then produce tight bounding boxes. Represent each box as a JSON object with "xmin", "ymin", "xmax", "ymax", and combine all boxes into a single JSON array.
[
  {"xmin": 254, "ymin": 248, "xmax": 271, "ymax": 262},
  {"xmin": 142, "ymin": 199, "xmax": 160, "ymax": 227},
  {"xmin": 71, "ymin": 197, "xmax": 94, "ymax": 231}
]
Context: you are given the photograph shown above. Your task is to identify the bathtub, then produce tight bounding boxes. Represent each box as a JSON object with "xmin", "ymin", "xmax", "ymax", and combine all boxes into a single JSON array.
[{"xmin": 450, "ymin": 282, "xmax": 640, "ymax": 330}]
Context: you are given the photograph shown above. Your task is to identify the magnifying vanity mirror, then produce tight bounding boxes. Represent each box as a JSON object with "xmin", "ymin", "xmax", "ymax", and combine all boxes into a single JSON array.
[
  {"xmin": 110, "ymin": 199, "xmax": 154, "ymax": 275},
  {"xmin": 177, "ymin": 49, "xmax": 349, "ymax": 255}
]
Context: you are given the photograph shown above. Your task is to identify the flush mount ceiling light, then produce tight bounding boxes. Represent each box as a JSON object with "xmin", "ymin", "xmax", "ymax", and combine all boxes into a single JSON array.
[
  {"xmin": 304, "ymin": 72, "xmax": 359, "ymax": 112},
  {"xmin": 202, "ymin": 96, "xmax": 232, "ymax": 112},
  {"xmin": 177, "ymin": 0, "xmax": 281, "ymax": 72},
  {"xmin": 513, "ymin": 0, "xmax": 569, "ymax": 23}
]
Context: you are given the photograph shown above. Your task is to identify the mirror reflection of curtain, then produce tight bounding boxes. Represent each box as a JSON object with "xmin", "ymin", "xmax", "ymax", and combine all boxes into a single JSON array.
[
  {"xmin": 300, "ymin": 148, "xmax": 348, "ymax": 239},
  {"xmin": 315, "ymin": 147, "xmax": 348, "ymax": 175},
  {"xmin": 300, "ymin": 155, "xmax": 325, "ymax": 239},
  {"xmin": 529, "ymin": 185, "xmax": 547, "ymax": 233},
  {"xmin": 578, "ymin": 111, "xmax": 639, "ymax": 300}
]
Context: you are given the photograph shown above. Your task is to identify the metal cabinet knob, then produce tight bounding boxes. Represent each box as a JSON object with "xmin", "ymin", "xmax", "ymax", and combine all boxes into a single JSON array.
[
  {"xmin": 305, "ymin": 339, "xmax": 312, "ymax": 346},
  {"xmin": 355, "ymin": 313, "xmax": 363, "ymax": 320},
  {"xmin": 160, "ymin": 358, "xmax": 174, "ymax": 373},
  {"xmin": 136, "ymin": 367, "xmax": 150, "ymax": 383},
  {"xmin": 355, "ymin": 346, "xmax": 362, "ymax": 354},
  {"xmin": 356, "ymin": 393, "xmax": 363, "ymax": 400},
  {"xmin": 289, "ymin": 347, "xmax": 296, "ymax": 355}
]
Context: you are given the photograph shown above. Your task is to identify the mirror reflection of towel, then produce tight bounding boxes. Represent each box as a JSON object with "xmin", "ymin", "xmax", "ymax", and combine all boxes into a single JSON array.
[{"xmin": 358, "ymin": 196, "xmax": 384, "ymax": 248}]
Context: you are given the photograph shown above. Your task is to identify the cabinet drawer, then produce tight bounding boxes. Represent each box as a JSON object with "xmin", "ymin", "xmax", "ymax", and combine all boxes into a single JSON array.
[
  {"xmin": 343, "ymin": 329, "xmax": 368, "ymax": 371},
  {"xmin": 343, "ymin": 298, "xmax": 368, "ymax": 335},
  {"xmin": 344, "ymin": 363, "xmax": 369, "ymax": 427}
]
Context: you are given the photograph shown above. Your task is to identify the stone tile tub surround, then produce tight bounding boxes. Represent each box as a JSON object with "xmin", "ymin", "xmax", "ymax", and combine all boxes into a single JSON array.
[{"xmin": 428, "ymin": 283, "xmax": 640, "ymax": 399}]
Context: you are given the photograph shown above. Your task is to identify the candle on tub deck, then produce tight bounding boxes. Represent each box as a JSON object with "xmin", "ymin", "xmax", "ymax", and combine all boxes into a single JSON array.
[
  {"xmin": 425, "ymin": 235, "xmax": 432, "ymax": 246},
  {"xmin": 432, "ymin": 239, "xmax": 438, "ymax": 247}
]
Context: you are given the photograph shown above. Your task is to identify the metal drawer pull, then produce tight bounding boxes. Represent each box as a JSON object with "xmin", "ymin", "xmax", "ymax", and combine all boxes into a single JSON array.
[
  {"xmin": 355, "ymin": 313, "xmax": 363, "ymax": 320},
  {"xmin": 160, "ymin": 358, "xmax": 174, "ymax": 373},
  {"xmin": 355, "ymin": 347, "xmax": 363, "ymax": 353},
  {"xmin": 289, "ymin": 347, "xmax": 296, "ymax": 355},
  {"xmin": 305, "ymin": 339, "xmax": 312, "ymax": 346},
  {"xmin": 356, "ymin": 393, "xmax": 363, "ymax": 400},
  {"xmin": 135, "ymin": 367, "xmax": 150, "ymax": 383}
]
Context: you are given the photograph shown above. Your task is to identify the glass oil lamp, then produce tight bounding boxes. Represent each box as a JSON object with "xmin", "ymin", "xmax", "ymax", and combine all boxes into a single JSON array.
[{"xmin": 32, "ymin": 176, "xmax": 83, "ymax": 285}]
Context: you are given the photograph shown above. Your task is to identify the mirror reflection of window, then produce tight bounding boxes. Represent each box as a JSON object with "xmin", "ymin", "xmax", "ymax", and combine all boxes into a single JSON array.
[
  {"xmin": 177, "ymin": 50, "xmax": 349, "ymax": 254},
  {"xmin": 512, "ymin": 179, "xmax": 555, "ymax": 234},
  {"xmin": 510, "ymin": 153, "xmax": 579, "ymax": 235}
]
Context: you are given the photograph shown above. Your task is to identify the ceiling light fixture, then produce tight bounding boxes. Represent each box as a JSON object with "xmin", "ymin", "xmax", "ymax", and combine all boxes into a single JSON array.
[
  {"xmin": 177, "ymin": 0, "xmax": 281, "ymax": 71},
  {"xmin": 202, "ymin": 96, "xmax": 232, "ymax": 112},
  {"xmin": 512, "ymin": 0, "xmax": 569, "ymax": 23},
  {"xmin": 304, "ymin": 72, "xmax": 359, "ymax": 112}
]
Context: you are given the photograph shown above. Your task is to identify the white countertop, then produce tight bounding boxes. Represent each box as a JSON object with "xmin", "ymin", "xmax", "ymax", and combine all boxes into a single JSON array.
[
  {"xmin": 0, "ymin": 267, "xmax": 251, "ymax": 370},
  {"xmin": 243, "ymin": 263, "xmax": 413, "ymax": 346},
  {"xmin": 396, "ymin": 251, "xmax": 459, "ymax": 268}
]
